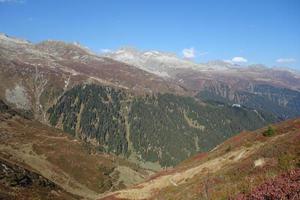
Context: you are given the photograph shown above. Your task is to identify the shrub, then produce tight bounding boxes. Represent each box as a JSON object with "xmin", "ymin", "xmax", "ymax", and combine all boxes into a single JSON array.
[{"xmin": 263, "ymin": 126, "xmax": 276, "ymax": 137}]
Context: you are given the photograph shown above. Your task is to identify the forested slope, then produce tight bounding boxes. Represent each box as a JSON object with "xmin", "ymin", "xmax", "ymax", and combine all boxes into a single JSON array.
[{"xmin": 48, "ymin": 84, "xmax": 277, "ymax": 167}]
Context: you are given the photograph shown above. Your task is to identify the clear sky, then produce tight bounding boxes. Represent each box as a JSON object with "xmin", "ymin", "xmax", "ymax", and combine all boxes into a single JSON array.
[{"xmin": 0, "ymin": 0, "xmax": 299, "ymax": 69}]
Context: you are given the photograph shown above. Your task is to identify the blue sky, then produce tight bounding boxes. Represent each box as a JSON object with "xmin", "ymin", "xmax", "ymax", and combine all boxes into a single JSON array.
[{"xmin": 0, "ymin": 0, "xmax": 299, "ymax": 69}]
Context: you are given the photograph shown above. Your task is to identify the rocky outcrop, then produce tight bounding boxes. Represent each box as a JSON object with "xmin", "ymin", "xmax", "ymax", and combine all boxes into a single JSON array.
[{"xmin": 0, "ymin": 159, "xmax": 56, "ymax": 189}]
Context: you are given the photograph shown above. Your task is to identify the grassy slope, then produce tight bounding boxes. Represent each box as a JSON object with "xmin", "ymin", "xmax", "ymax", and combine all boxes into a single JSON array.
[
  {"xmin": 100, "ymin": 118, "xmax": 300, "ymax": 200},
  {"xmin": 0, "ymin": 101, "xmax": 149, "ymax": 200}
]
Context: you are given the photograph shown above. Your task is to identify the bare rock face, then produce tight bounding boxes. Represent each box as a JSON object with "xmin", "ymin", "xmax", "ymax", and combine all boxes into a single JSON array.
[{"xmin": 5, "ymin": 84, "xmax": 31, "ymax": 110}]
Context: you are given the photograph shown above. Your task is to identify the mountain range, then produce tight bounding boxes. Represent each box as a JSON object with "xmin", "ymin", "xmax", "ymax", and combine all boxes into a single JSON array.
[{"xmin": 0, "ymin": 33, "xmax": 299, "ymax": 199}]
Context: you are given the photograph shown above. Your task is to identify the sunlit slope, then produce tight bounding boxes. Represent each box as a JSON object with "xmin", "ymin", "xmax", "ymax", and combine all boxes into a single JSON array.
[{"xmin": 99, "ymin": 118, "xmax": 300, "ymax": 200}]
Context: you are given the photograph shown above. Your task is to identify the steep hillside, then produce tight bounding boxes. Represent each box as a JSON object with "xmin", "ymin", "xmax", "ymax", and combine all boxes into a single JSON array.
[
  {"xmin": 0, "ymin": 100, "xmax": 150, "ymax": 199},
  {"xmin": 48, "ymin": 84, "xmax": 277, "ymax": 168},
  {"xmin": 0, "ymin": 33, "xmax": 184, "ymax": 121},
  {"xmin": 100, "ymin": 118, "xmax": 300, "ymax": 200},
  {"xmin": 197, "ymin": 83, "xmax": 300, "ymax": 120},
  {"xmin": 0, "ymin": 157, "xmax": 78, "ymax": 200}
]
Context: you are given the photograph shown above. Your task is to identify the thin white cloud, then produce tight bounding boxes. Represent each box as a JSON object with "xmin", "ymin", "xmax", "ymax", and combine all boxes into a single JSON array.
[
  {"xmin": 182, "ymin": 47, "xmax": 195, "ymax": 59},
  {"xmin": 231, "ymin": 56, "xmax": 248, "ymax": 63},
  {"xmin": 224, "ymin": 57, "xmax": 248, "ymax": 64},
  {"xmin": 100, "ymin": 49, "xmax": 112, "ymax": 53},
  {"xmin": 276, "ymin": 58, "xmax": 296, "ymax": 63}
]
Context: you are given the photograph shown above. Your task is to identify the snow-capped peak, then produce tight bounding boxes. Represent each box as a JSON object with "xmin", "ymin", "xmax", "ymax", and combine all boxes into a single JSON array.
[{"xmin": 104, "ymin": 48, "xmax": 203, "ymax": 77}]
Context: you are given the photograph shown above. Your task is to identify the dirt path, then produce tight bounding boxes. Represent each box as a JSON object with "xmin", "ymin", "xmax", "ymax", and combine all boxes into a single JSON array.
[{"xmin": 98, "ymin": 140, "xmax": 266, "ymax": 200}]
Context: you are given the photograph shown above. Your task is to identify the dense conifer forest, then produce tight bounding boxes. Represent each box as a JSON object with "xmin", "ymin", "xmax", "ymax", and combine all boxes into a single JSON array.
[{"xmin": 48, "ymin": 84, "xmax": 277, "ymax": 166}]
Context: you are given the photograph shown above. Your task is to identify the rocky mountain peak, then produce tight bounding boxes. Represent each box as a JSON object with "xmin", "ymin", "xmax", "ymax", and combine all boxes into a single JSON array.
[
  {"xmin": 0, "ymin": 33, "xmax": 30, "ymax": 45},
  {"xmin": 35, "ymin": 40, "xmax": 95, "ymax": 57}
]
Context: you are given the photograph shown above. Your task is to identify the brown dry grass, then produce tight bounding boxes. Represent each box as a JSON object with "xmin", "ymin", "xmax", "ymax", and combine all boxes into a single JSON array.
[{"xmin": 0, "ymin": 111, "xmax": 147, "ymax": 199}]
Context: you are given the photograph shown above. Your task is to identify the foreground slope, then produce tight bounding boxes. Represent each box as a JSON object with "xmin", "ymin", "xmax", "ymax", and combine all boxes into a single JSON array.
[
  {"xmin": 0, "ymin": 100, "xmax": 149, "ymax": 199},
  {"xmin": 0, "ymin": 157, "xmax": 78, "ymax": 200},
  {"xmin": 100, "ymin": 118, "xmax": 300, "ymax": 200}
]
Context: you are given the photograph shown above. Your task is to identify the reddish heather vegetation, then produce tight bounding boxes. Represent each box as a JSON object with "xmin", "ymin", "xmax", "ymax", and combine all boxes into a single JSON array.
[{"xmin": 234, "ymin": 168, "xmax": 300, "ymax": 200}]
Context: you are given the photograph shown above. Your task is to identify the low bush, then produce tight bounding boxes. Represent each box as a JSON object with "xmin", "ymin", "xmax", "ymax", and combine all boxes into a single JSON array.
[{"xmin": 263, "ymin": 126, "xmax": 276, "ymax": 137}]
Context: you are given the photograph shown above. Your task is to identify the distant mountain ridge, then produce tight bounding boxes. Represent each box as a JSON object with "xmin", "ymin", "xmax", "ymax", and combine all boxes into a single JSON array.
[
  {"xmin": 105, "ymin": 47, "xmax": 300, "ymax": 121},
  {"xmin": 104, "ymin": 48, "xmax": 238, "ymax": 77},
  {"xmin": 104, "ymin": 47, "xmax": 300, "ymax": 84}
]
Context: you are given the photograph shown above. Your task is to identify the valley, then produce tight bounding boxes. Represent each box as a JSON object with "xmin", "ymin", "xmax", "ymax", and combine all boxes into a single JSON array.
[
  {"xmin": 0, "ymin": 33, "xmax": 299, "ymax": 199},
  {"xmin": 1, "ymin": 98, "xmax": 299, "ymax": 199}
]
